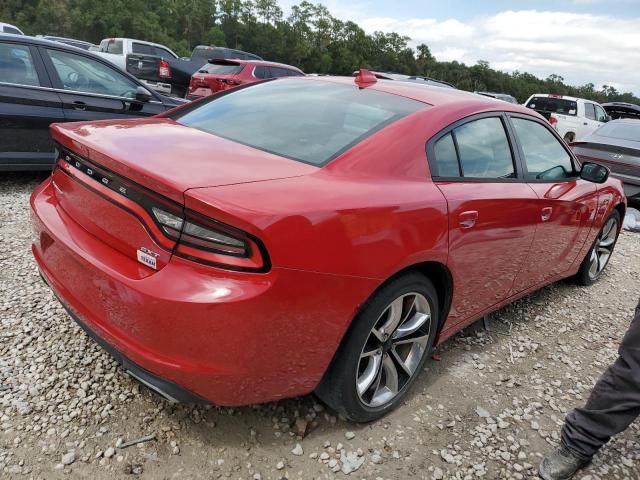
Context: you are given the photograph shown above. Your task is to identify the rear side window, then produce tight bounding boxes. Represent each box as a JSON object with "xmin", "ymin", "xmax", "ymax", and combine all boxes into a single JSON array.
[
  {"xmin": 432, "ymin": 118, "xmax": 514, "ymax": 179},
  {"xmin": 201, "ymin": 62, "xmax": 243, "ymax": 75},
  {"xmin": 511, "ymin": 117, "xmax": 574, "ymax": 180},
  {"xmin": 527, "ymin": 96, "xmax": 577, "ymax": 116},
  {"xmin": 173, "ymin": 79, "xmax": 425, "ymax": 166},
  {"xmin": 432, "ymin": 133, "xmax": 460, "ymax": 177},
  {"xmin": 585, "ymin": 103, "xmax": 596, "ymax": 120},
  {"xmin": 253, "ymin": 65, "xmax": 269, "ymax": 79},
  {"xmin": 132, "ymin": 42, "xmax": 154, "ymax": 55},
  {"xmin": 0, "ymin": 43, "xmax": 40, "ymax": 86}
]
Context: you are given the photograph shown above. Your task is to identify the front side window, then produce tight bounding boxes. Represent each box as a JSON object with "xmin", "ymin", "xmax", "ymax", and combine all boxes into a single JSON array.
[
  {"xmin": 0, "ymin": 43, "xmax": 40, "ymax": 86},
  {"xmin": 106, "ymin": 40, "xmax": 123, "ymax": 54},
  {"xmin": 454, "ymin": 117, "xmax": 515, "ymax": 178},
  {"xmin": 511, "ymin": 117, "xmax": 574, "ymax": 180},
  {"xmin": 173, "ymin": 79, "xmax": 425, "ymax": 166},
  {"xmin": 585, "ymin": 103, "xmax": 596, "ymax": 120},
  {"xmin": 47, "ymin": 49, "xmax": 139, "ymax": 98}
]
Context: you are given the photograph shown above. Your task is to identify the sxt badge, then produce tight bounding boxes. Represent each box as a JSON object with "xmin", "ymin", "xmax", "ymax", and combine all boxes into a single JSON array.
[{"xmin": 137, "ymin": 247, "xmax": 159, "ymax": 270}]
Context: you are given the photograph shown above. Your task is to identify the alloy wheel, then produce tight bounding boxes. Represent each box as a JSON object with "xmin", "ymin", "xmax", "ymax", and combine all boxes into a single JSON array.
[
  {"xmin": 588, "ymin": 217, "xmax": 618, "ymax": 280},
  {"xmin": 356, "ymin": 292, "xmax": 432, "ymax": 408}
]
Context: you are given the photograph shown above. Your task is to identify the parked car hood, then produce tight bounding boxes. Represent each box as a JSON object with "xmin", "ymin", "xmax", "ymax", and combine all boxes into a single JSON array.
[{"xmin": 50, "ymin": 118, "xmax": 317, "ymax": 203}]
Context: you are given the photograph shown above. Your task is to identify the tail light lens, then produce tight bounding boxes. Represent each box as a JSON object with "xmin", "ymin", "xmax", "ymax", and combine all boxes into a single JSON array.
[
  {"xmin": 548, "ymin": 116, "xmax": 558, "ymax": 129},
  {"xmin": 151, "ymin": 207, "xmax": 267, "ymax": 271},
  {"xmin": 159, "ymin": 59, "xmax": 171, "ymax": 78}
]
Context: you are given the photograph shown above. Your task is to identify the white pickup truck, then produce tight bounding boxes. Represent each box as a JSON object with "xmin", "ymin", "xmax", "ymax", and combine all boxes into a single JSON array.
[
  {"xmin": 524, "ymin": 94, "xmax": 610, "ymax": 142},
  {"xmin": 94, "ymin": 38, "xmax": 179, "ymax": 95}
]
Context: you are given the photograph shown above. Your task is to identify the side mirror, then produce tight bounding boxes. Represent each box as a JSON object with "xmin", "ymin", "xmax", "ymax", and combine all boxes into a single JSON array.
[
  {"xmin": 135, "ymin": 86, "xmax": 152, "ymax": 102},
  {"xmin": 580, "ymin": 161, "xmax": 609, "ymax": 183}
]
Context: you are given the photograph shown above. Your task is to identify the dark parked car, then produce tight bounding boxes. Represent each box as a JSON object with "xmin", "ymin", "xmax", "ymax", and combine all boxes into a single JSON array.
[
  {"xmin": 475, "ymin": 91, "xmax": 518, "ymax": 104},
  {"xmin": 602, "ymin": 102, "xmax": 640, "ymax": 120},
  {"xmin": 572, "ymin": 119, "xmax": 640, "ymax": 207},
  {"xmin": 126, "ymin": 45, "xmax": 262, "ymax": 98},
  {"xmin": 37, "ymin": 35, "xmax": 96, "ymax": 50},
  {"xmin": 0, "ymin": 34, "xmax": 186, "ymax": 171}
]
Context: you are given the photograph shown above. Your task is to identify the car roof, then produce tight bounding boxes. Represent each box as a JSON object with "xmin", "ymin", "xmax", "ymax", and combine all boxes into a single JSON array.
[
  {"xmin": 0, "ymin": 33, "xmax": 95, "ymax": 51},
  {"xmin": 293, "ymin": 76, "xmax": 535, "ymax": 114}
]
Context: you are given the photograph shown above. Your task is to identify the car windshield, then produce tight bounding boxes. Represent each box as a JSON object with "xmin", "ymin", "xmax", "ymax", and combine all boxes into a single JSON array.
[
  {"xmin": 526, "ymin": 96, "xmax": 577, "ymax": 116},
  {"xmin": 200, "ymin": 62, "xmax": 243, "ymax": 75},
  {"xmin": 173, "ymin": 79, "xmax": 426, "ymax": 166},
  {"xmin": 595, "ymin": 121, "xmax": 640, "ymax": 142}
]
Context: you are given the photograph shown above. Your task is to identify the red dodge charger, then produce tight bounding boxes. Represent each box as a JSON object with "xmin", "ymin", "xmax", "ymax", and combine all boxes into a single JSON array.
[{"xmin": 31, "ymin": 72, "xmax": 626, "ymax": 421}]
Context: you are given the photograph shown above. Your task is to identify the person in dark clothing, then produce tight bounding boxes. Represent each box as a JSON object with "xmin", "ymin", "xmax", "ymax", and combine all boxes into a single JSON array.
[{"xmin": 539, "ymin": 299, "xmax": 640, "ymax": 480}]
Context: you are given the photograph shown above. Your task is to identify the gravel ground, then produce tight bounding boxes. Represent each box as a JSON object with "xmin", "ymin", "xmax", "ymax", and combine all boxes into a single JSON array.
[{"xmin": 2, "ymin": 172, "xmax": 640, "ymax": 480}]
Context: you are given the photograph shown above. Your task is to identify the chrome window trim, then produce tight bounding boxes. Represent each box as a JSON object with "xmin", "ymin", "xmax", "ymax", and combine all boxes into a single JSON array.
[{"xmin": 0, "ymin": 80, "xmax": 163, "ymax": 104}]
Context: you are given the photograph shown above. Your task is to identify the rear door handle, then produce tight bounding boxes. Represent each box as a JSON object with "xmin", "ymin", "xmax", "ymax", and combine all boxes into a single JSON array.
[
  {"xmin": 72, "ymin": 101, "xmax": 86, "ymax": 110},
  {"xmin": 541, "ymin": 206, "xmax": 553, "ymax": 222},
  {"xmin": 459, "ymin": 210, "xmax": 478, "ymax": 229},
  {"xmin": 583, "ymin": 122, "xmax": 588, "ymax": 125}
]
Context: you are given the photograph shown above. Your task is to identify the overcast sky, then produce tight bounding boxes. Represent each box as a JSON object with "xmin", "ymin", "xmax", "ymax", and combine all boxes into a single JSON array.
[{"xmin": 279, "ymin": 0, "xmax": 640, "ymax": 95}]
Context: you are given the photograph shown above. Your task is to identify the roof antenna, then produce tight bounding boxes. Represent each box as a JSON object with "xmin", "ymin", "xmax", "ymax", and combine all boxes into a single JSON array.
[{"xmin": 354, "ymin": 69, "xmax": 377, "ymax": 88}]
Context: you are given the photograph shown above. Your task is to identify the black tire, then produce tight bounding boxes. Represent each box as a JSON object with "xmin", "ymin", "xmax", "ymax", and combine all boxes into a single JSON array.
[
  {"xmin": 576, "ymin": 210, "xmax": 621, "ymax": 286},
  {"xmin": 315, "ymin": 273, "xmax": 439, "ymax": 422},
  {"xmin": 564, "ymin": 132, "xmax": 575, "ymax": 143}
]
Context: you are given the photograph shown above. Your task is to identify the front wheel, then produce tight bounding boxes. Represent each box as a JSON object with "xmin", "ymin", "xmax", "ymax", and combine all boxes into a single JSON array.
[
  {"xmin": 576, "ymin": 210, "xmax": 621, "ymax": 286},
  {"xmin": 315, "ymin": 273, "xmax": 439, "ymax": 422}
]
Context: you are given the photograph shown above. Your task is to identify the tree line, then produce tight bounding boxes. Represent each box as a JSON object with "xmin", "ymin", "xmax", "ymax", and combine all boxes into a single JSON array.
[{"xmin": 3, "ymin": 0, "xmax": 638, "ymax": 104}]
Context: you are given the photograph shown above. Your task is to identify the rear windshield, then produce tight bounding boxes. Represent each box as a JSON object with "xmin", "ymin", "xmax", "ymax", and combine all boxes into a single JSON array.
[
  {"xmin": 192, "ymin": 47, "xmax": 221, "ymax": 63},
  {"xmin": 173, "ymin": 79, "xmax": 425, "ymax": 166},
  {"xmin": 596, "ymin": 121, "xmax": 640, "ymax": 142},
  {"xmin": 526, "ymin": 96, "xmax": 577, "ymax": 116},
  {"xmin": 199, "ymin": 62, "xmax": 243, "ymax": 75}
]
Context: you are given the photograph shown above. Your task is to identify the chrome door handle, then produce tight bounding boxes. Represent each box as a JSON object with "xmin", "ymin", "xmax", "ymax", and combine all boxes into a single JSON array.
[
  {"xmin": 541, "ymin": 207, "xmax": 553, "ymax": 222},
  {"xmin": 459, "ymin": 210, "xmax": 478, "ymax": 229}
]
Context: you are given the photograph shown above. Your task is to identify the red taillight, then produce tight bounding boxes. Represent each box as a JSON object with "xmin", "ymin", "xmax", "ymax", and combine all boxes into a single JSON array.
[
  {"xmin": 151, "ymin": 207, "xmax": 267, "ymax": 271},
  {"xmin": 548, "ymin": 116, "xmax": 558, "ymax": 128},
  {"xmin": 159, "ymin": 59, "xmax": 171, "ymax": 79}
]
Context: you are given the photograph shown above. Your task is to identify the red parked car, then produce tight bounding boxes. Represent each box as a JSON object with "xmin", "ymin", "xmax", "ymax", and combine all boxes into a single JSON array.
[
  {"xmin": 31, "ymin": 72, "xmax": 626, "ymax": 421},
  {"xmin": 187, "ymin": 59, "xmax": 304, "ymax": 99}
]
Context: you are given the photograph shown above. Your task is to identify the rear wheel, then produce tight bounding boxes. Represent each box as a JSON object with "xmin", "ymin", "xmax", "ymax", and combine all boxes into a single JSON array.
[
  {"xmin": 564, "ymin": 132, "xmax": 575, "ymax": 143},
  {"xmin": 576, "ymin": 210, "xmax": 621, "ymax": 286},
  {"xmin": 316, "ymin": 273, "xmax": 439, "ymax": 422}
]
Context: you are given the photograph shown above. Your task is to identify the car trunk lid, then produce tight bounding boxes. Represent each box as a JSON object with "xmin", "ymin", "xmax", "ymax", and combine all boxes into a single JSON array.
[{"xmin": 50, "ymin": 118, "xmax": 317, "ymax": 203}]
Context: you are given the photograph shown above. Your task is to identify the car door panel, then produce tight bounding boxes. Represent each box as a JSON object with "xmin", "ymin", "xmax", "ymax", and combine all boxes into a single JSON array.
[
  {"xmin": 437, "ymin": 182, "xmax": 539, "ymax": 326},
  {"xmin": 0, "ymin": 42, "xmax": 64, "ymax": 169},
  {"xmin": 507, "ymin": 114, "xmax": 599, "ymax": 291},
  {"xmin": 513, "ymin": 180, "xmax": 597, "ymax": 290}
]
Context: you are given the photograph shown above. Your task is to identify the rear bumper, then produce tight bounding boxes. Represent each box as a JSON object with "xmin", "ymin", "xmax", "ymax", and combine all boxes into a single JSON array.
[
  {"xmin": 31, "ymin": 177, "xmax": 378, "ymax": 405},
  {"xmin": 41, "ymin": 270, "xmax": 205, "ymax": 403}
]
